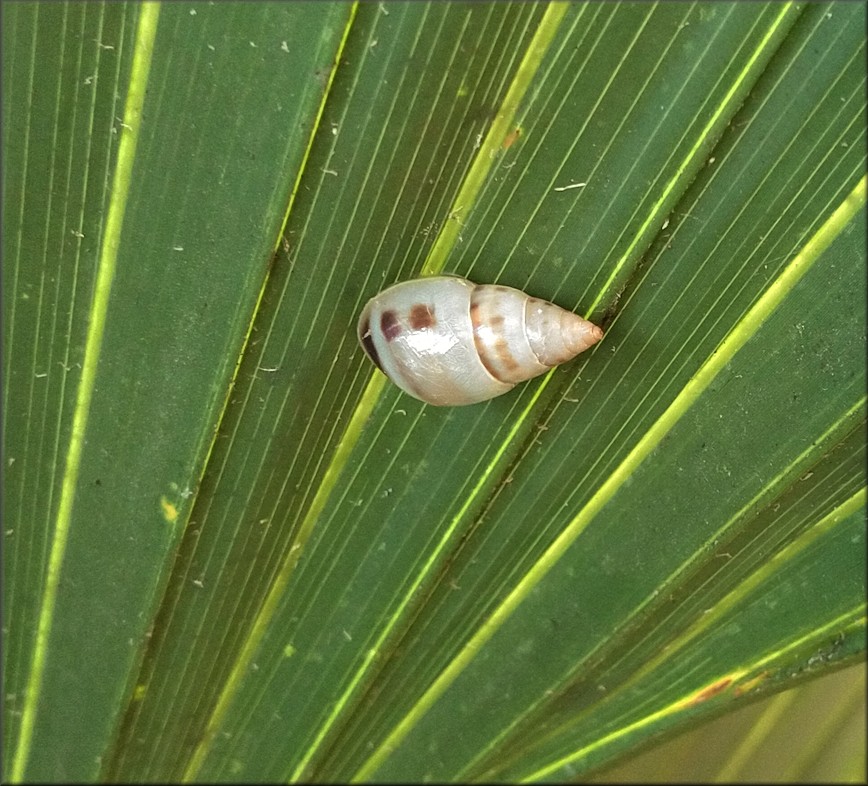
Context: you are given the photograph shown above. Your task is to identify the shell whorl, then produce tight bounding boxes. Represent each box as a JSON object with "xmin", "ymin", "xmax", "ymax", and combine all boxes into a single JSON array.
[
  {"xmin": 357, "ymin": 276, "xmax": 603, "ymax": 406},
  {"xmin": 524, "ymin": 296, "xmax": 604, "ymax": 366}
]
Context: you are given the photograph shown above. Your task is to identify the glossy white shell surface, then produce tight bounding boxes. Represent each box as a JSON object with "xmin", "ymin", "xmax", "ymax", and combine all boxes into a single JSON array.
[
  {"xmin": 357, "ymin": 275, "xmax": 603, "ymax": 406},
  {"xmin": 359, "ymin": 277, "xmax": 512, "ymax": 406}
]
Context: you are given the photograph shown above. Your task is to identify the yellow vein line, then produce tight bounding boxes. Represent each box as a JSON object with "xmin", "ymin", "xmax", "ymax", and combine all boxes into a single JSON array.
[
  {"xmin": 182, "ymin": 378, "xmax": 386, "ymax": 782},
  {"xmin": 8, "ymin": 4, "xmax": 161, "ymax": 782},
  {"xmin": 135, "ymin": 11, "xmax": 373, "ymax": 764},
  {"xmin": 273, "ymin": 3, "xmax": 360, "ymax": 250},
  {"xmin": 429, "ymin": 0, "xmax": 799, "ymax": 561},
  {"xmin": 351, "ymin": 175, "xmax": 867, "ymax": 782},
  {"xmin": 178, "ymin": 6, "xmax": 362, "ymax": 780},
  {"xmin": 185, "ymin": 7, "xmax": 568, "ymax": 780},
  {"xmin": 283, "ymin": 6, "xmax": 570, "ymax": 779},
  {"xmin": 482, "ymin": 477, "xmax": 868, "ymax": 780},
  {"xmin": 651, "ymin": 486, "xmax": 868, "ymax": 662},
  {"xmin": 459, "ymin": 395, "xmax": 867, "ymax": 780},
  {"xmin": 420, "ymin": 1, "xmax": 569, "ymax": 277},
  {"xmin": 522, "ymin": 607, "xmax": 866, "ymax": 782},
  {"xmin": 587, "ymin": 0, "xmax": 799, "ymax": 314},
  {"xmin": 150, "ymin": 7, "xmax": 364, "ymax": 733},
  {"xmin": 615, "ymin": 401, "xmax": 867, "ymax": 671},
  {"xmin": 152, "ymin": 4, "xmax": 361, "ymax": 722},
  {"xmin": 288, "ymin": 389, "xmax": 545, "ymax": 781}
]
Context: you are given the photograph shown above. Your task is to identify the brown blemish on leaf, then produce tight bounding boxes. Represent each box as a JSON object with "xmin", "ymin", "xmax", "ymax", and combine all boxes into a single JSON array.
[
  {"xmin": 689, "ymin": 677, "xmax": 733, "ymax": 706},
  {"xmin": 502, "ymin": 127, "xmax": 522, "ymax": 150}
]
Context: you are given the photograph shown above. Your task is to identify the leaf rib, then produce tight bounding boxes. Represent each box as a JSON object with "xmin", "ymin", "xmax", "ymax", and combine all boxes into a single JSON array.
[
  {"xmin": 9, "ymin": 4, "xmax": 161, "ymax": 781},
  {"xmin": 350, "ymin": 175, "xmax": 867, "ymax": 782}
]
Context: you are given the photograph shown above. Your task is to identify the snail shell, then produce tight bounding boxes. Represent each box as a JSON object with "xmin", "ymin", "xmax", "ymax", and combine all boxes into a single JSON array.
[{"xmin": 357, "ymin": 276, "xmax": 603, "ymax": 406}]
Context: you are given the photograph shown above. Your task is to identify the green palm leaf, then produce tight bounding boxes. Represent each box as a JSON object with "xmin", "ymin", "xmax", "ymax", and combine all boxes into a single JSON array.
[{"xmin": 4, "ymin": 1, "xmax": 865, "ymax": 782}]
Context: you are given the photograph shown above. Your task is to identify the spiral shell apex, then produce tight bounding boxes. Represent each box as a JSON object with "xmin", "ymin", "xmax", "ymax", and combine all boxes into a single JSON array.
[{"xmin": 358, "ymin": 276, "xmax": 603, "ymax": 406}]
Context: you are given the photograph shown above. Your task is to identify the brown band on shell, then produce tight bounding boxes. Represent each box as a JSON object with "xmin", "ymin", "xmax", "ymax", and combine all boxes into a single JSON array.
[
  {"xmin": 409, "ymin": 303, "xmax": 436, "ymax": 330},
  {"xmin": 493, "ymin": 339, "xmax": 520, "ymax": 374},
  {"xmin": 470, "ymin": 300, "xmax": 518, "ymax": 384},
  {"xmin": 380, "ymin": 310, "xmax": 402, "ymax": 342}
]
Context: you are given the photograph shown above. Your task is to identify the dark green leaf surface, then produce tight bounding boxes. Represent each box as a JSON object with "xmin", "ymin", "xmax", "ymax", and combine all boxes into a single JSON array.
[
  {"xmin": 3, "ymin": 1, "xmax": 354, "ymax": 780},
  {"xmin": 107, "ymin": 3, "xmax": 551, "ymax": 779},
  {"xmin": 3, "ymin": 2, "xmax": 865, "ymax": 783}
]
